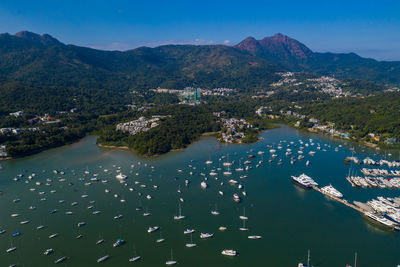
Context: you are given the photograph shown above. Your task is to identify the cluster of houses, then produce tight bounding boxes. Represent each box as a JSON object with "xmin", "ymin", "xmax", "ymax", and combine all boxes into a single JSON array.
[
  {"xmin": 219, "ymin": 117, "xmax": 253, "ymax": 143},
  {"xmin": 310, "ymin": 123, "xmax": 350, "ymax": 139},
  {"xmin": 116, "ymin": 116, "xmax": 163, "ymax": 135},
  {"xmin": 271, "ymin": 72, "xmax": 350, "ymax": 98},
  {"xmin": 0, "ymin": 127, "xmax": 40, "ymax": 135}
]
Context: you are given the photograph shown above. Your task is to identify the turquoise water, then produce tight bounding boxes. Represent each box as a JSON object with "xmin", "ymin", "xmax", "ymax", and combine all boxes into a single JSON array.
[{"xmin": 0, "ymin": 125, "xmax": 399, "ymax": 266}]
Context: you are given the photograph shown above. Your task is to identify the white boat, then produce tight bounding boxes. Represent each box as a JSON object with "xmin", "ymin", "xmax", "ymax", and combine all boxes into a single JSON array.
[
  {"xmin": 248, "ymin": 235, "xmax": 262, "ymax": 239},
  {"xmin": 239, "ymin": 208, "xmax": 248, "ymax": 220},
  {"xmin": 321, "ymin": 184, "xmax": 343, "ymax": 198},
  {"xmin": 97, "ymin": 255, "xmax": 109, "ymax": 263},
  {"xmin": 116, "ymin": 173, "xmax": 127, "ymax": 180},
  {"xmin": 6, "ymin": 246, "xmax": 17, "ymax": 253},
  {"xmin": 219, "ymin": 191, "xmax": 224, "ymax": 196},
  {"xmin": 44, "ymin": 248, "xmax": 54, "ymax": 255},
  {"xmin": 173, "ymin": 203, "xmax": 185, "ymax": 220},
  {"xmin": 184, "ymin": 228, "xmax": 195, "ymax": 234},
  {"xmin": 201, "ymin": 181, "xmax": 208, "ymax": 189},
  {"xmin": 185, "ymin": 233, "xmax": 197, "ymax": 248},
  {"xmin": 147, "ymin": 226, "xmax": 159, "ymax": 233},
  {"xmin": 129, "ymin": 256, "xmax": 141, "ymax": 262},
  {"xmin": 200, "ymin": 232, "xmax": 214, "ymax": 239},
  {"xmin": 211, "ymin": 204, "xmax": 220, "ymax": 215},
  {"xmin": 166, "ymin": 249, "xmax": 177, "ymax": 265},
  {"xmin": 49, "ymin": 233, "xmax": 58, "ymax": 239},
  {"xmin": 157, "ymin": 232, "xmax": 166, "ymax": 243},
  {"xmin": 221, "ymin": 249, "xmax": 237, "ymax": 256},
  {"xmin": 291, "ymin": 174, "xmax": 318, "ymax": 188}
]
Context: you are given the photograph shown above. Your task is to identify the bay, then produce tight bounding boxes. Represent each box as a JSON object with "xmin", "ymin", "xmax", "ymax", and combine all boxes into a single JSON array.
[{"xmin": 0, "ymin": 124, "xmax": 399, "ymax": 266}]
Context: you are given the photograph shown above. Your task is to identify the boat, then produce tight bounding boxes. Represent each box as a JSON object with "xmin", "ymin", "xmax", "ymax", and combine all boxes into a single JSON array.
[
  {"xmin": 96, "ymin": 239, "xmax": 104, "ymax": 245},
  {"xmin": 12, "ymin": 232, "xmax": 21, "ymax": 237},
  {"xmin": 0, "ymin": 229, "xmax": 6, "ymax": 234},
  {"xmin": 219, "ymin": 226, "xmax": 227, "ymax": 231},
  {"xmin": 116, "ymin": 173, "xmax": 127, "ymax": 180},
  {"xmin": 185, "ymin": 233, "xmax": 197, "ymax": 248},
  {"xmin": 239, "ymin": 208, "xmax": 248, "ymax": 220},
  {"xmin": 218, "ymin": 190, "xmax": 224, "ymax": 196},
  {"xmin": 55, "ymin": 257, "xmax": 67, "ymax": 264},
  {"xmin": 211, "ymin": 204, "xmax": 220, "ymax": 215},
  {"xmin": 36, "ymin": 225, "xmax": 45, "ymax": 230},
  {"xmin": 114, "ymin": 214, "xmax": 123, "ymax": 219},
  {"xmin": 174, "ymin": 203, "xmax": 185, "ymax": 220},
  {"xmin": 44, "ymin": 248, "xmax": 54, "ymax": 255},
  {"xmin": 201, "ymin": 181, "xmax": 208, "ymax": 189},
  {"xmin": 221, "ymin": 249, "xmax": 237, "ymax": 256},
  {"xmin": 165, "ymin": 249, "xmax": 177, "ymax": 265},
  {"xmin": 97, "ymin": 255, "xmax": 109, "ymax": 263},
  {"xmin": 184, "ymin": 228, "xmax": 195, "ymax": 234},
  {"xmin": 78, "ymin": 222, "xmax": 86, "ymax": 227},
  {"xmin": 156, "ymin": 231, "xmax": 166, "ymax": 243},
  {"xmin": 76, "ymin": 234, "xmax": 83, "ymax": 239},
  {"xmin": 320, "ymin": 184, "xmax": 343, "ymax": 198},
  {"xmin": 200, "ymin": 232, "xmax": 214, "ymax": 239},
  {"xmin": 233, "ymin": 193, "xmax": 241, "ymax": 203},
  {"xmin": 147, "ymin": 226, "xmax": 159, "ymax": 233},
  {"xmin": 239, "ymin": 219, "xmax": 248, "ymax": 231},
  {"xmin": 291, "ymin": 174, "xmax": 318, "ymax": 189},
  {"xmin": 113, "ymin": 238, "xmax": 125, "ymax": 247},
  {"xmin": 248, "ymin": 235, "xmax": 262, "ymax": 239},
  {"xmin": 49, "ymin": 233, "xmax": 58, "ymax": 239},
  {"xmin": 298, "ymin": 249, "xmax": 312, "ymax": 267},
  {"xmin": 129, "ymin": 255, "xmax": 141, "ymax": 262},
  {"xmin": 6, "ymin": 246, "xmax": 16, "ymax": 253}
]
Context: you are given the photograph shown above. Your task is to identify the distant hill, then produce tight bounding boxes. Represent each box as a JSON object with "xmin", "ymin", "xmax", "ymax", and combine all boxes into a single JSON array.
[{"xmin": 0, "ymin": 31, "xmax": 399, "ymax": 110}]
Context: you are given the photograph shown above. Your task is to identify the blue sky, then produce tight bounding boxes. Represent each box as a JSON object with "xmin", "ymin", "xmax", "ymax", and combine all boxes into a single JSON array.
[{"xmin": 0, "ymin": 0, "xmax": 399, "ymax": 60}]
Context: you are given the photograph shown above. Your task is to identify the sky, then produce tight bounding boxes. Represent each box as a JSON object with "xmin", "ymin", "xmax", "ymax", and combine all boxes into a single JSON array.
[{"xmin": 0, "ymin": 0, "xmax": 400, "ymax": 60}]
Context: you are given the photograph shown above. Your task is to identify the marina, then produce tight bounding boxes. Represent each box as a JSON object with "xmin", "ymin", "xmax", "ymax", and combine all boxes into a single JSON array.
[{"xmin": 1, "ymin": 125, "xmax": 400, "ymax": 266}]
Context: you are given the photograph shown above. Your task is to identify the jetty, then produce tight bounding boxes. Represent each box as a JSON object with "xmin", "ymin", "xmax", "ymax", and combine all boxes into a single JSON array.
[{"xmin": 312, "ymin": 186, "xmax": 367, "ymax": 213}]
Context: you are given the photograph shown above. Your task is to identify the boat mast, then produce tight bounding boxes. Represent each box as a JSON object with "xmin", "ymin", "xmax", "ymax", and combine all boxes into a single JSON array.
[
  {"xmin": 307, "ymin": 249, "xmax": 310, "ymax": 266},
  {"xmin": 354, "ymin": 252, "xmax": 357, "ymax": 267}
]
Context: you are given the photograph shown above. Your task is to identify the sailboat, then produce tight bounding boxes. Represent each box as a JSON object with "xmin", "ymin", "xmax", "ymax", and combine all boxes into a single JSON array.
[
  {"xmin": 143, "ymin": 207, "xmax": 151, "ymax": 216},
  {"xmin": 157, "ymin": 231, "xmax": 166, "ymax": 243},
  {"xmin": 165, "ymin": 249, "xmax": 177, "ymax": 265},
  {"xmin": 239, "ymin": 208, "xmax": 248, "ymax": 220},
  {"xmin": 346, "ymin": 252, "xmax": 357, "ymax": 267},
  {"xmin": 298, "ymin": 249, "xmax": 312, "ymax": 267},
  {"xmin": 185, "ymin": 233, "xmax": 197, "ymax": 248},
  {"xmin": 129, "ymin": 246, "xmax": 142, "ymax": 262},
  {"xmin": 236, "ymin": 159, "xmax": 244, "ymax": 172},
  {"xmin": 239, "ymin": 219, "xmax": 248, "ymax": 231},
  {"xmin": 211, "ymin": 204, "xmax": 220, "ymax": 215},
  {"xmin": 206, "ymin": 154, "xmax": 213, "ymax": 165},
  {"xmin": 174, "ymin": 203, "xmax": 185, "ymax": 220}
]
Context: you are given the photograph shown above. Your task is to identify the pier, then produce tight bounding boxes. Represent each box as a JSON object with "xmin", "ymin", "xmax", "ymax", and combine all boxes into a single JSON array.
[{"xmin": 311, "ymin": 186, "xmax": 368, "ymax": 213}]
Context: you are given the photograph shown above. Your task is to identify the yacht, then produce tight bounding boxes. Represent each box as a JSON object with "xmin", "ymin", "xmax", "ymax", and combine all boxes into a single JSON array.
[
  {"xmin": 96, "ymin": 239, "xmax": 104, "ymax": 245},
  {"xmin": 113, "ymin": 239, "xmax": 125, "ymax": 247},
  {"xmin": 200, "ymin": 232, "xmax": 214, "ymax": 239},
  {"xmin": 201, "ymin": 181, "xmax": 208, "ymax": 189},
  {"xmin": 147, "ymin": 226, "xmax": 159, "ymax": 233},
  {"xmin": 239, "ymin": 208, "xmax": 248, "ymax": 220},
  {"xmin": 184, "ymin": 228, "xmax": 195, "ymax": 234},
  {"xmin": 291, "ymin": 174, "xmax": 318, "ymax": 189},
  {"xmin": 114, "ymin": 214, "xmax": 123, "ymax": 219},
  {"xmin": 44, "ymin": 248, "xmax": 54, "ymax": 255},
  {"xmin": 156, "ymin": 232, "xmax": 166, "ymax": 243},
  {"xmin": 97, "ymin": 255, "xmax": 109, "ymax": 263},
  {"xmin": 116, "ymin": 173, "xmax": 127, "ymax": 180},
  {"xmin": 321, "ymin": 184, "xmax": 343, "ymax": 198},
  {"xmin": 221, "ymin": 249, "xmax": 237, "ymax": 256},
  {"xmin": 6, "ymin": 246, "xmax": 17, "ymax": 253}
]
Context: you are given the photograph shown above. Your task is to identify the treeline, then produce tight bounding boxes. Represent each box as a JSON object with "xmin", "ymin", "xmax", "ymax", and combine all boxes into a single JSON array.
[{"xmin": 301, "ymin": 92, "xmax": 400, "ymax": 140}]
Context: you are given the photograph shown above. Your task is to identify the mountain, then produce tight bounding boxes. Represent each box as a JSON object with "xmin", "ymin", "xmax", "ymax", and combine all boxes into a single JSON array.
[
  {"xmin": 235, "ymin": 33, "xmax": 314, "ymax": 69},
  {"xmin": 0, "ymin": 30, "xmax": 399, "ymax": 99},
  {"xmin": 234, "ymin": 33, "xmax": 400, "ymax": 84}
]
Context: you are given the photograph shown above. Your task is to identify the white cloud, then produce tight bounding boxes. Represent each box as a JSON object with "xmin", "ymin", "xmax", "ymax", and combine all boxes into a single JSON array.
[{"xmin": 224, "ymin": 40, "xmax": 231, "ymax": 44}]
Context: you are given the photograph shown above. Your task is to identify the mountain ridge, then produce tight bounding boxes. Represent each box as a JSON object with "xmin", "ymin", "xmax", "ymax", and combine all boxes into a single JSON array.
[{"xmin": 0, "ymin": 31, "xmax": 399, "ymax": 88}]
